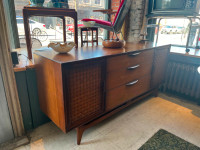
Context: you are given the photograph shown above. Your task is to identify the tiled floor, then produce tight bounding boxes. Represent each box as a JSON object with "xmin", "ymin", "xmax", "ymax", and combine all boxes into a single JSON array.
[{"xmin": 15, "ymin": 94, "xmax": 200, "ymax": 150}]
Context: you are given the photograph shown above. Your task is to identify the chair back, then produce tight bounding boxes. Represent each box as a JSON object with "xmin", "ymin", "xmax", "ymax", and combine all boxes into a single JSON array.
[{"xmin": 113, "ymin": 0, "xmax": 132, "ymax": 33}]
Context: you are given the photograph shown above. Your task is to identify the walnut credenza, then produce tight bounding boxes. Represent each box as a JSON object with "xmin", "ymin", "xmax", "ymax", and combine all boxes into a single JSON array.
[{"xmin": 34, "ymin": 42, "xmax": 170, "ymax": 144}]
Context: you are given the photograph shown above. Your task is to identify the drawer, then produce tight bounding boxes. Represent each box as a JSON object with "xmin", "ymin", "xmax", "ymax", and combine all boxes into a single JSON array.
[
  {"xmin": 106, "ymin": 61, "xmax": 153, "ymax": 90},
  {"xmin": 107, "ymin": 50, "xmax": 154, "ymax": 72},
  {"xmin": 106, "ymin": 75, "xmax": 151, "ymax": 111}
]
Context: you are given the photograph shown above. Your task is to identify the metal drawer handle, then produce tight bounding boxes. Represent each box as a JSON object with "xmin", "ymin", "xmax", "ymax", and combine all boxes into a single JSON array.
[
  {"xmin": 127, "ymin": 64, "xmax": 140, "ymax": 70},
  {"xmin": 128, "ymin": 52, "xmax": 141, "ymax": 56},
  {"xmin": 126, "ymin": 80, "xmax": 139, "ymax": 86}
]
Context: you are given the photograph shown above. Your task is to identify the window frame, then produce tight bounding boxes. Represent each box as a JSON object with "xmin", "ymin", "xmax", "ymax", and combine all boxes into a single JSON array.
[
  {"xmin": 10, "ymin": 0, "xmax": 110, "ymax": 49},
  {"xmin": 94, "ymin": 0, "xmax": 102, "ymax": 6}
]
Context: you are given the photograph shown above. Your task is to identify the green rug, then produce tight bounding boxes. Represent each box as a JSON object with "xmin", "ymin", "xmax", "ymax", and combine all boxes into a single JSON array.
[{"xmin": 139, "ymin": 129, "xmax": 200, "ymax": 150}]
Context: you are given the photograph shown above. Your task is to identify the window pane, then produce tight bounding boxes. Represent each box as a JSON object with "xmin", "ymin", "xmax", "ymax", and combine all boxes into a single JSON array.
[
  {"xmin": 83, "ymin": 0, "xmax": 90, "ymax": 3},
  {"xmin": 29, "ymin": 20, "xmax": 36, "ymax": 24},
  {"xmin": 188, "ymin": 19, "xmax": 200, "ymax": 48},
  {"xmin": 14, "ymin": 0, "xmax": 106, "ymax": 49},
  {"xmin": 16, "ymin": 18, "xmax": 23, "ymax": 24},
  {"xmin": 156, "ymin": 19, "xmax": 191, "ymax": 47},
  {"xmin": 95, "ymin": 0, "xmax": 101, "ymax": 5}
]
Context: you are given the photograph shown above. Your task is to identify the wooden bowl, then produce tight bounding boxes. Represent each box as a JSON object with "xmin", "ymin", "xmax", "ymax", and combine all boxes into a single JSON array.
[{"xmin": 102, "ymin": 40, "xmax": 125, "ymax": 48}]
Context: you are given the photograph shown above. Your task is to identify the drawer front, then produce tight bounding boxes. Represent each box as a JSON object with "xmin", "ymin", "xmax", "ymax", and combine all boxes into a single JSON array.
[
  {"xmin": 106, "ymin": 61, "xmax": 153, "ymax": 90},
  {"xmin": 106, "ymin": 75, "xmax": 151, "ymax": 111},
  {"xmin": 107, "ymin": 50, "xmax": 154, "ymax": 72}
]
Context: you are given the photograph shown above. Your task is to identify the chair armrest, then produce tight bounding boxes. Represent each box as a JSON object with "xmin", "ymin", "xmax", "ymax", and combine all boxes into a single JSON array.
[{"xmin": 93, "ymin": 9, "xmax": 117, "ymax": 15}]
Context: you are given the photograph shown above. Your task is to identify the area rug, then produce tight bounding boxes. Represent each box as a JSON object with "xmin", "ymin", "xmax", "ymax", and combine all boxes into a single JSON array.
[{"xmin": 139, "ymin": 129, "xmax": 200, "ymax": 150}]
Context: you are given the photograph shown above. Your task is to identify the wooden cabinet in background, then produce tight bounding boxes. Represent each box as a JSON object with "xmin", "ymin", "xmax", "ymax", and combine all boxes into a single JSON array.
[{"xmin": 34, "ymin": 43, "xmax": 170, "ymax": 144}]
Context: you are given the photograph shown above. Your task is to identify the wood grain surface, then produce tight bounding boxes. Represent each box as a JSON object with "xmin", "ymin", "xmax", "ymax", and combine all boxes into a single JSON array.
[
  {"xmin": 33, "ymin": 43, "xmax": 171, "ymax": 143},
  {"xmin": 34, "ymin": 42, "xmax": 158, "ymax": 64}
]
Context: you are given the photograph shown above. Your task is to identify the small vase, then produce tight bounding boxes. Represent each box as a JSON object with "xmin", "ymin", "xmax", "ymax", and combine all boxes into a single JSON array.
[{"xmin": 30, "ymin": 0, "xmax": 45, "ymax": 7}]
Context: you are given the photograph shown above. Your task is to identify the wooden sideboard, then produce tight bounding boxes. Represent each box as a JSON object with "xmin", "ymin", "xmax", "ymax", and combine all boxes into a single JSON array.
[{"xmin": 34, "ymin": 42, "xmax": 170, "ymax": 144}]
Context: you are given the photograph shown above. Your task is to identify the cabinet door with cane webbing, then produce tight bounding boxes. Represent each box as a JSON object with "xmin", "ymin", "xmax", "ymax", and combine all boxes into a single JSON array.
[{"xmin": 63, "ymin": 59, "xmax": 106, "ymax": 130}]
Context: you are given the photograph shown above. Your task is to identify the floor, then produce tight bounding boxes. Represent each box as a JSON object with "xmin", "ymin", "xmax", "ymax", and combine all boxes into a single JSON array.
[{"xmin": 15, "ymin": 94, "xmax": 200, "ymax": 150}]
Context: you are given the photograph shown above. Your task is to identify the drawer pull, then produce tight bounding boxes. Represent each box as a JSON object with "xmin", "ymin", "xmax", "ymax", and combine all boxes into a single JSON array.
[
  {"xmin": 127, "ymin": 65, "xmax": 140, "ymax": 70},
  {"xmin": 128, "ymin": 52, "xmax": 141, "ymax": 57},
  {"xmin": 126, "ymin": 80, "xmax": 139, "ymax": 86}
]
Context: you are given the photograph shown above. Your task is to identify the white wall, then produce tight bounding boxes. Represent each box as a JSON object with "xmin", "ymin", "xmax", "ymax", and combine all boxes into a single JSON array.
[{"xmin": 0, "ymin": 68, "xmax": 14, "ymax": 144}]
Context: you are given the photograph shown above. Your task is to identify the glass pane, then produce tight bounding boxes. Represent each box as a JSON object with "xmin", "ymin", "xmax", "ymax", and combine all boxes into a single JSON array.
[
  {"xmin": 154, "ymin": 0, "xmax": 184, "ymax": 10},
  {"xmin": 14, "ymin": 0, "xmax": 106, "ymax": 50},
  {"xmin": 16, "ymin": 18, "xmax": 23, "ymax": 24},
  {"xmin": 188, "ymin": 19, "xmax": 200, "ymax": 48},
  {"xmin": 157, "ymin": 19, "xmax": 191, "ymax": 46}
]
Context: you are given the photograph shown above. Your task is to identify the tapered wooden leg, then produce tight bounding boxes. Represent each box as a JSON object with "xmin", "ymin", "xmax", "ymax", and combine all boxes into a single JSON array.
[
  {"xmin": 92, "ymin": 30, "xmax": 94, "ymax": 46},
  {"xmin": 76, "ymin": 127, "xmax": 85, "ymax": 145},
  {"xmin": 81, "ymin": 29, "xmax": 83, "ymax": 47},
  {"xmin": 62, "ymin": 17, "xmax": 66, "ymax": 43},
  {"xmin": 74, "ymin": 14, "xmax": 78, "ymax": 48},
  {"xmin": 96, "ymin": 29, "xmax": 98, "ymax": 46},
  {"xmin": 86, "ymin": 31, "xmax": 88, "ymax": 47}
]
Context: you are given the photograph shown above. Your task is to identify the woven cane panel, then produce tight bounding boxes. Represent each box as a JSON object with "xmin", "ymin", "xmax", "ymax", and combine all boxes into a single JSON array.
[{"xmin": 66, "ymin": 60, "xmax": 104, "ymax": 127}]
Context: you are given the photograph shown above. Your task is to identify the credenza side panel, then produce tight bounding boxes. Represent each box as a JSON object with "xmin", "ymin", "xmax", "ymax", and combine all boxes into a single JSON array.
[
  {"xmin": 34, "ymin": 54, "xmax": 66, "ymax": 132},
  {"xmin": 63, "ymin": 59, "xmax": 106, "ymax": 130},
  {"xmin": 151, "ymin": 46, "xmax": 170, "ymax": 89}
]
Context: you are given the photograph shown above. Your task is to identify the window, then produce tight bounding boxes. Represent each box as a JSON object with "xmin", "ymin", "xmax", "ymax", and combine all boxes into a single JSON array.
[
  {"xmin": 83, "ymin": 0, "xmax": 90, "ymax": 3},
  {"xmin": 14, "ymin": 0, "xmax": 107, "ymax": 50},
  {"xmin": 29, "ymin": 20, "xmax": 36, "ymax": 24},
  {"xmin": 16, "ymin": 18, "xmax": 23, "ymax": 24},
  {"xmin": 154, "ymin": 18, "xmax": 192, "ymax": 47},
  {"xmin": 80, "ymin": 0, "xmax": 90, "ymax": 4},
  {"xmin": 94, "ymin": 0, "xmax": 101, "ymax": 5}
]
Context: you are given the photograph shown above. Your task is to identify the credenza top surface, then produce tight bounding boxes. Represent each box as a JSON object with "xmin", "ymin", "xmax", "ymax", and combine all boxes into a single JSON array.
[{"xmin": 34, "ymin": 42, "xmax": 170, "ymax": 64}]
